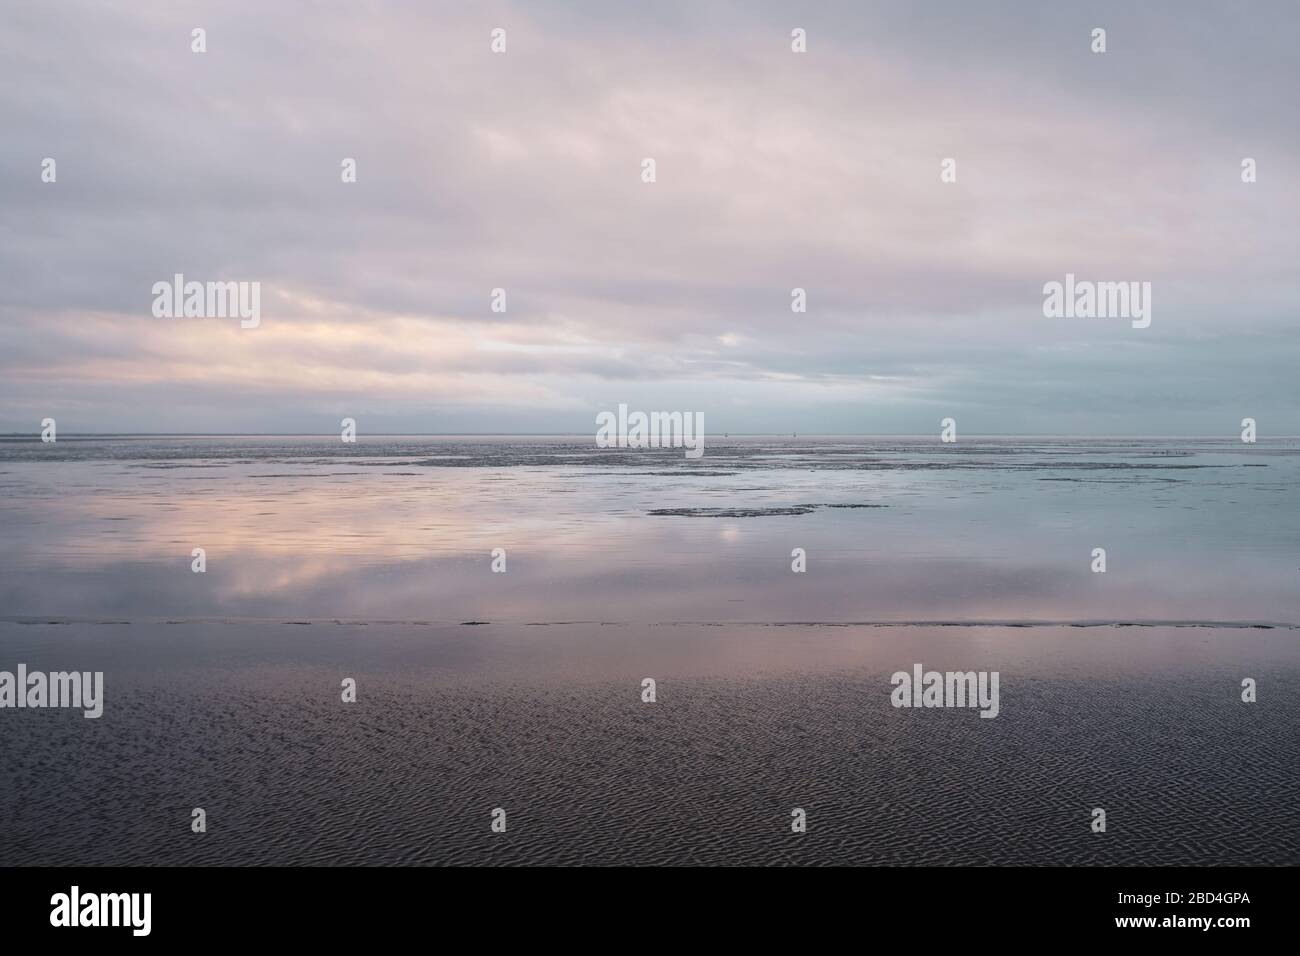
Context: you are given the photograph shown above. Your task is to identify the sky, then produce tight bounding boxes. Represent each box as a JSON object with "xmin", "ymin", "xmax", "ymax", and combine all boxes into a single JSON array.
[{"xmin": 1, "ymin": 0, "xmax": 1297, "ymax": 435}]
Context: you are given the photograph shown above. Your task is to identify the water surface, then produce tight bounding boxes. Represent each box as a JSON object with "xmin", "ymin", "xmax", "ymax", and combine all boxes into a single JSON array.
[{"xmin": 1, "ymin": 436, "xmax": 1296, "ymax": 865}]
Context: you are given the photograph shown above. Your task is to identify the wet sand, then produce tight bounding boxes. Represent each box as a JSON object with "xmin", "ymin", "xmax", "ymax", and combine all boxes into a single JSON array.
[
  {"xmin": 3, "ymin": 620, "xmax": 1296, "ymax": 866},
  {"xmin": 3, "ymin": 437, "xmax": 1298, "ymax": 864}
]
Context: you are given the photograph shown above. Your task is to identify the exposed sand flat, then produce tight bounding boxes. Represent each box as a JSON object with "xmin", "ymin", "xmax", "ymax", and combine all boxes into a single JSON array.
[{"xmin": 1, "ymin": 621, "xmax": 1296, "ymax": 866}]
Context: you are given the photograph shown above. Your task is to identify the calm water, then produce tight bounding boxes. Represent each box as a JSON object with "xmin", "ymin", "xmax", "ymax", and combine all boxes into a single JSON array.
[
  {"xmin": 1, "ymin": 436, "xmax": 1298, "ymax": 865},
  {"xmin": 2, "ymin": 434, "xmax": 1299, "ymax": 623}
]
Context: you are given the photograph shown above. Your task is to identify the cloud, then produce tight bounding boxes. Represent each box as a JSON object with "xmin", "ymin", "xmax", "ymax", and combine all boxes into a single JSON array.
[{"xmin": 2, "ymin": 0, "xmax": 1298, "ymax": 433}]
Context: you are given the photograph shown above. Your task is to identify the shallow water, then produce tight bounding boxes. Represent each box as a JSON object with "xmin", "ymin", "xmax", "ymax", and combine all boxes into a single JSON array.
[
  {"xmin": 1, "ymin": 435, "xmax": 1298, "ymax": 624},
  {"xmin": 1, "ymin": 436, "xmax": 1297, "ymax": 864}
]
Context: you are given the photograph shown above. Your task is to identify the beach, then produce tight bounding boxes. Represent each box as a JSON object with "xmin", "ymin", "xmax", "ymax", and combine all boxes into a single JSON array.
[{"xmin": 1, "ymin": 436, "xmax": 1298, "ymax": 864}]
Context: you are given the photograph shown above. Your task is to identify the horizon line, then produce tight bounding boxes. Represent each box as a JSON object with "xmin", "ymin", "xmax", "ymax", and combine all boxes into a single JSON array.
[{"xmin": 2, "ymin": 431, "xmax": 1295, "ymax": 440}]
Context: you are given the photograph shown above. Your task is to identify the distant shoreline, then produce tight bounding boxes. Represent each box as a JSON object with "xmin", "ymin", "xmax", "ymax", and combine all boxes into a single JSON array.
[{"xmin": 4, "ymin": 433, "xmax": 1299, "ymax": 440}]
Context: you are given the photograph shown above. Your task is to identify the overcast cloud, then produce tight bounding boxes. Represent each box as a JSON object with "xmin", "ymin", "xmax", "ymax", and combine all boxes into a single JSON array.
[{"xmin": 2, "ymin": 0, "xmax": 1297, "ymax": 434}]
